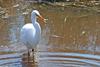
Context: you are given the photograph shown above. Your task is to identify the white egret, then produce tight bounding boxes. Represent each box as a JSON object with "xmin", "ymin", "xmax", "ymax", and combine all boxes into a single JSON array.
[{"xmin": 20, "ymin": 10, "xmax": 45, "ymax": 62}]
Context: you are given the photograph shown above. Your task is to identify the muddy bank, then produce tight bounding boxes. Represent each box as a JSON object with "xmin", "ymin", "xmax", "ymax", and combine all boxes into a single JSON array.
[{"xmin": 0, "ymin": 1, "xmax": 100, "ymax": 20}]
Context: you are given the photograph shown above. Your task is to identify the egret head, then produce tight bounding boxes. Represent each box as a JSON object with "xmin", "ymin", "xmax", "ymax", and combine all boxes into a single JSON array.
[
  {"xmin": 31, "ymin": 10, "xmax": 45, "ymax": 23},
  {"xmin": 32, "ymin": 10, "xmax": 40, "ymax": 16}
]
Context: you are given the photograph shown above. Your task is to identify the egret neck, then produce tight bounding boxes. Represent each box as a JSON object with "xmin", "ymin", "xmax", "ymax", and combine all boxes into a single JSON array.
[{"xmin": 31, "ymin": 11, "xmax": 41, "ymax": 45}]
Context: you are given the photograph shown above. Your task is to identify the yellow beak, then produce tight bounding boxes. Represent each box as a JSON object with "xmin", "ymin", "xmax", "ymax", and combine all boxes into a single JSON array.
[{"xmin": 38, "ymin": 15, "xmax": 45, "ymax": 23}]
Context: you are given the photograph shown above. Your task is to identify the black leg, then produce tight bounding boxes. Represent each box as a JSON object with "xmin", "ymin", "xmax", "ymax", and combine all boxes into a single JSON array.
[
  {"xmin": 32, "ymin": 49, "xmax": 35, "ymax": 63},
  {"xmin": 28, "ymin": 50, "xmax": 30, "ymax": 63}
]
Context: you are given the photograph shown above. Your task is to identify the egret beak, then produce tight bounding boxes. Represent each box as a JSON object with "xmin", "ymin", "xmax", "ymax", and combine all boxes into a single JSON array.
[{"xmin": 38, "ymin": 15, "xmax": 46, "ymax": 23}]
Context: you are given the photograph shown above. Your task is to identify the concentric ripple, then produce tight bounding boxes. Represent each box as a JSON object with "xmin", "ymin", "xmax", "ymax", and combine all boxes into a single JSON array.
[
  {"xmin": 0, "ymin": 53, "xmax": 22, "ymax": 67},
  {"xmin": 37, "ymin": 52, "xmax": 100, "ymax": 67}
]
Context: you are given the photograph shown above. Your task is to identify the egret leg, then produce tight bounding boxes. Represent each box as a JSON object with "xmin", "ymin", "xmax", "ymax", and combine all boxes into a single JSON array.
[
  {"xmin": 28, "ymin": 50, "xmax": 30, "ymax": 63},
  {"xmin": 32, "ymin": 49, "xmax": 35, "ymax": 63}
]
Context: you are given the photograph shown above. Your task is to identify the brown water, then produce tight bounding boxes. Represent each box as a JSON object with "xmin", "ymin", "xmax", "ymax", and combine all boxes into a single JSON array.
[{"xmin": 0, "ymin": 1, "xmax": 100, "ymax": 67}]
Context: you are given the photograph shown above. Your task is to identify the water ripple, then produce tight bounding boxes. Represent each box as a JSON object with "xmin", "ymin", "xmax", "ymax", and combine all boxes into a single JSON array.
[
  {"xmin": 0, "ymin": 53, "xmax": 22, "ymax": 66},
  {"xmin": 38, "ymin": 52, "xmax": 100, "ymax": 67}
]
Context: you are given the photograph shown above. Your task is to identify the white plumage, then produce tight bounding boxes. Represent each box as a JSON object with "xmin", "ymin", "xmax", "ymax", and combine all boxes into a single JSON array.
[
  {"xmin": 20, "ymin": 10, "xmax": 45, "ymax": 61},
  {"xmin": 21, "ymin": 23, "xmax": 41, "ymax": 49}
]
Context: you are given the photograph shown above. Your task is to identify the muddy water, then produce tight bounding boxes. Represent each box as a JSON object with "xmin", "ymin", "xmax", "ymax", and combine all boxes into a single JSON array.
[{"xmin": 0, "ymin": 1, "xmax": 100, "ymax": 67}]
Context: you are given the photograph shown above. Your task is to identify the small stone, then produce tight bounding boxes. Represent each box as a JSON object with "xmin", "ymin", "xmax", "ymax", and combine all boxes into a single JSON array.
[
  {"xmin": 13, "ymin": 4, "xmax": 19, "ymax": 8},
  {"xmin": 81, "ymin": 31, "xmax": 86, "ymax": 35}
]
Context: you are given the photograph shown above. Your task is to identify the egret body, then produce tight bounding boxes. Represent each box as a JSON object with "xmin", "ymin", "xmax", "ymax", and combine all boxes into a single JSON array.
[{"xmin": 20, "ymin": 10, "xmax": 45, "ymax": 62}]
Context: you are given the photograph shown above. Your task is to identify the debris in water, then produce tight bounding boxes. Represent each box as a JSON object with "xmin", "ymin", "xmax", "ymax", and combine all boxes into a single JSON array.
[
  {"xmin": 51, "ymin": 35, "xmax": 64, "ymax": 38},
  {"xmin": 64, "ymin": 16, "xmax": 67, "ymax": 23},
  {"xmin": 81, "ymin": 30, "xmax": 86, "ymax": 35}
]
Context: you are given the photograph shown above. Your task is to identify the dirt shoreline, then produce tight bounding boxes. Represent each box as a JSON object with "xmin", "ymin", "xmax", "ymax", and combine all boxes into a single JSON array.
[{"xmin": 0, "ymin": 1, "xmax": 100, "ymax": 20}]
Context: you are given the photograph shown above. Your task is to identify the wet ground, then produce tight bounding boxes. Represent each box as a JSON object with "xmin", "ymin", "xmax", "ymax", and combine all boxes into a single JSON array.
[{"xmin": 0, "ymin": 0, "xmax": 100, "ymax": 67}]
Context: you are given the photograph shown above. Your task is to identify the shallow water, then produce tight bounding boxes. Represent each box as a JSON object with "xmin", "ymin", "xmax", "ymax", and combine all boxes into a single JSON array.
[{"xmin": 0, "ymin": 1, "xmax": 100, "ymax": 67}]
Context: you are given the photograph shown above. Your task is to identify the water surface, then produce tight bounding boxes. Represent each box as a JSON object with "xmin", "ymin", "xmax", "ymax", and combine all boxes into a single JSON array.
[{"xmin": 0, "ymin": 1, "xmax": 100, "ymax": 67}]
